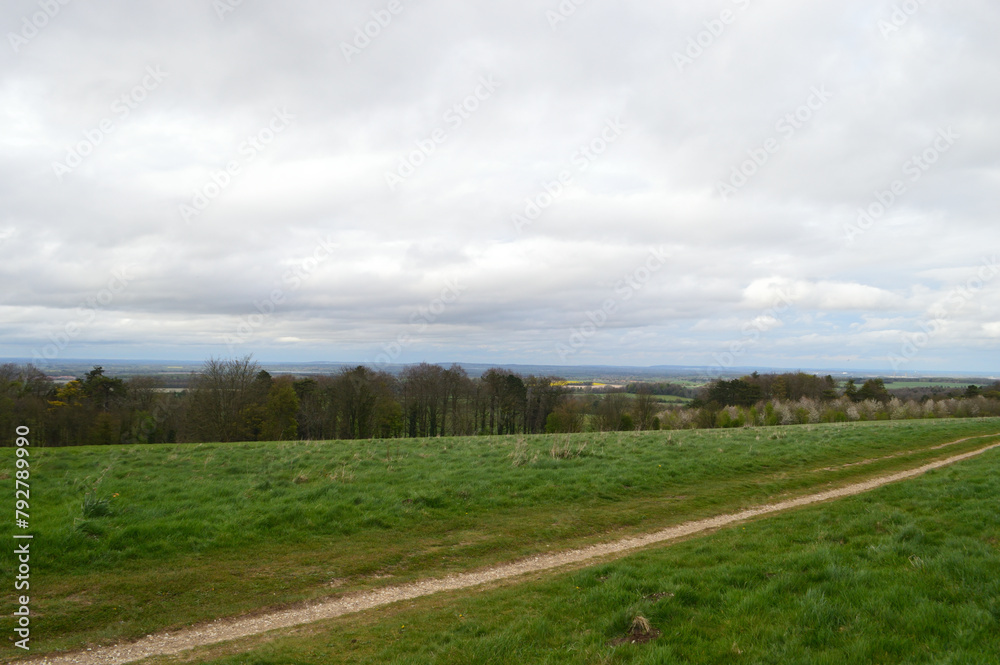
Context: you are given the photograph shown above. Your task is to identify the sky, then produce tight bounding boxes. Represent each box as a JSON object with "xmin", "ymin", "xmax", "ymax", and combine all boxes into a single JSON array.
[{"xmin": 2, "ymin": 0, "xmax": 999, "ymax": 374}]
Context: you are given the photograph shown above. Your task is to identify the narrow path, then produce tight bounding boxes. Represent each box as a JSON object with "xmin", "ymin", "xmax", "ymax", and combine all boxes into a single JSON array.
[
  {"xmin": 812, "ymin": 433, "xmax": 998, "ymax": 472},
  {"xmin": 35, "ymin": 438, "xmax": 1000, "ymax": 665}
]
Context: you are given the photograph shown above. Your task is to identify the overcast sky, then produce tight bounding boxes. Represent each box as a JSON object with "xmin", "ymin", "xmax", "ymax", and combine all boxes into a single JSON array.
[{"xmin": 2, "ymin": 0, "xmax": 999, "ymax": 373}]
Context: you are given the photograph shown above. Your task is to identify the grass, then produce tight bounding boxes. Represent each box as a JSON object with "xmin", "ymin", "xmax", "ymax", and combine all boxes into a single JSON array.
[
  {"xmin": 653, "ymin": 394, "xmax": 693, "ymax": 404},
  {"xmin": 163, "ymin": 444, "xmax": 1000, "ymax": 664},
  {"xmin": 615, "ymin": 392, "xmax": 692, "ymax": 404},
  {"xmin": 3, "ymin": 418, "xmax": 999, "ymax": 658},
  {"xmin": 883, "ymin": 380, "xmax": 984, "ymax": 389}
]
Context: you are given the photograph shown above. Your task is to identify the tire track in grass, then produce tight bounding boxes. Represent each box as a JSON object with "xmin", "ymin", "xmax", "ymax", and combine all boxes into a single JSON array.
[{"xmin": 33, "ymin": 437, "xmax": 1000, "ymax": 665}]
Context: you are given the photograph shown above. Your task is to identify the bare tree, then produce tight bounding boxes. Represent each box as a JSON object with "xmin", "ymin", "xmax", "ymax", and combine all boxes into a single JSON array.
[
  {"xmin": 524, "ymin": 376, "xmax": 566, "ymax": 434},
  {"xmin": 124, "ymin": 376, "xmax": 160, "ymax": 413},
  {"xmin": 545, "ymin": 397, "xmax": 584, "ymax": 433},
  {"xmin": 631, "ymin": 386, "xmax": 659, "ymax": 430},
  {"xmin": 443, "ymin": 364, "xmax": 474, "ymax": 436},
  {"xmin": 187, "ymin": 355, "xmax": 262, "ymax": 442},
  {"xmin": 596, "ymin": 392, "xmax": 631, "ymax": 431},
  {"xmin": 334, "ymin": 366, "xmax": 400, "ymax": 439},
  {"xmin": 402, "ymin": 363, "xmax": 447, "ymax": 437}
]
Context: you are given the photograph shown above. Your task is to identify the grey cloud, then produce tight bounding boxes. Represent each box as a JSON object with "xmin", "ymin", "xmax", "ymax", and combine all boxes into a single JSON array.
[{"xmin": 2, "ymin": 0, "xmax": 999, "ymax": 371}]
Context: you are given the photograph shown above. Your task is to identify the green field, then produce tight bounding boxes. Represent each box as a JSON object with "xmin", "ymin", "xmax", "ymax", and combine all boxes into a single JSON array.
[
  {"xmin": 653, "ymin": 394, "xmax": 693, "ymax": 404},
  {"xmin": 185, "ymin": 439, "xmax": 1000, "ymax": 664},
  {"xmin": 883, "ymin": 381, "xmax": 985, "ymax": 390},
  {"xmin": 613, "ymin": 392, "xmax": 692, "ymax": 404},
  {"xmin": 4, "ymin": 418, "xmax": 1000, "ymax": 660}
]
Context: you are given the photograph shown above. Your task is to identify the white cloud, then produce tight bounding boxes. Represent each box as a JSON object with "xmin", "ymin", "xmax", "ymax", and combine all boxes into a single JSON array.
[
  {"xmin": 983, "ymin": 322, "xmax": 1000, "ymax": 338},
  {"xmin": 2, "ymin": 0, "xmax": 1000, "ymax": 371}
]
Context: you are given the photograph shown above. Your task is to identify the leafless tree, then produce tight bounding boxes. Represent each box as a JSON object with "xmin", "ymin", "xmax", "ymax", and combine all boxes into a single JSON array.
[
  {"xmin": 631, "ymin": 385, "xmax": 659, "ymax": 430},
  {"xmin": 187, "ymin": 355, "xmax": 262, "ymax": 442}
]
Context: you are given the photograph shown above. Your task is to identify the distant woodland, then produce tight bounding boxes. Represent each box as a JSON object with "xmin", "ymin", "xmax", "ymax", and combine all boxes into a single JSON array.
[{"xmin": 2, "ymin": 358, "xmax": 999, "ymax": 446}]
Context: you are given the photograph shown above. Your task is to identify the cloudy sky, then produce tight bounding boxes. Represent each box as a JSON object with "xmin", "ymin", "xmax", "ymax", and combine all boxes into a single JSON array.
[{"xmin": 2, "ymin": 0, "xmax": 999, "ymax": 373}]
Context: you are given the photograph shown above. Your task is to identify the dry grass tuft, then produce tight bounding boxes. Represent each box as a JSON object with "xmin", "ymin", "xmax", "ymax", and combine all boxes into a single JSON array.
[
  {"xmin": 631, "ymin": 615, "xmax": 652, "ymax": 634},
  {"xmin": 509, "ymin": 438, "xmax": 529, "ymax": 467},
  {"xmin": 609, "ymin": 615, "xmax": 661, "ymax": 646}
]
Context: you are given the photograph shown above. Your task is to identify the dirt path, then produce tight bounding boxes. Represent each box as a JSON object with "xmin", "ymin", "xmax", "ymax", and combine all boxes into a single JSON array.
[
  {"xmin": 34, "ymin": 438, "xmax": 1000, "ymax": 665},
  {"xmin": 813, "ymin": 433, "xmax": 998, "ymax": 472}
]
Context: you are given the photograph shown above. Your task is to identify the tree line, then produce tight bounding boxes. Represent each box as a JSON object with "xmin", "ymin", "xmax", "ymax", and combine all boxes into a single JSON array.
[
  {"xmin": 685, "ymin": 372, "xmax": 1000, "ymax": 428},
  {"xmin": 696, "ymin": 372, "xmax": 1000, "ymax": 408},
  {"xmin": 1, "ymin": 358, "xmax": 591, "ymax": 446},
  {"xmin": 3, "ymin": 362, "xmax": 999, "ymax": 446}
]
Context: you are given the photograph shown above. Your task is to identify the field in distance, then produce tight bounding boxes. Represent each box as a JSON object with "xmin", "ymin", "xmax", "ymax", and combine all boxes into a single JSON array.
[{"xmin": 5, "ymin": 418, "xmax": 1000, "ymax": 659}]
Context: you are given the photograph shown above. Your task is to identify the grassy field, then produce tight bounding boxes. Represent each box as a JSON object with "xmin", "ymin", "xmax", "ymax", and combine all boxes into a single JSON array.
[
  {"xmin": 613, "ymin": 392, "xmax": 692, "ymax": 404},
  {"xmin": 883, "ymin": 380, "xmax": 985, "ymax": 390},
  {"xmin": 179, "ymin": 441, "xmax": 1000, "ymax": 664},
  {"xmin": 4, "ymin": 418, "xmax": 1000, "ymax": 659},
  {"xmin": 652, "ymin": 394, "xmax": 693, "ymax": 404}
]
